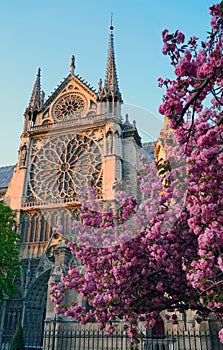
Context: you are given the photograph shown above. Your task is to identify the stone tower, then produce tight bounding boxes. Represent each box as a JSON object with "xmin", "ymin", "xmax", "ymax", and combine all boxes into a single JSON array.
[{"xmin": 0, "ymin": 24, "xmax": 141, "ymax": 347}]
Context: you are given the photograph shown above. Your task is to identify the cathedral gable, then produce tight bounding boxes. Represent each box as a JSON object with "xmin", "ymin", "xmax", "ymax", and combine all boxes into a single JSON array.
[{"xmin": 39, "ymin": 74, "xmax": 97, "ymax": 127}]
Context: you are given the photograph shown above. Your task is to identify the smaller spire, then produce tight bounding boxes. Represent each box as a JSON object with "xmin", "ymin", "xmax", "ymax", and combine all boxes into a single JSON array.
[
  {"xmin": 104, "ymin": 17, "xmax": 121, "ymax": 99},
  {"xmin": 70, "ymin": 55, "xmax": 75, "ymax": 75},
  {"xmin": 28, "ymin": 68, "xmax": 41, "ymax": 112}
]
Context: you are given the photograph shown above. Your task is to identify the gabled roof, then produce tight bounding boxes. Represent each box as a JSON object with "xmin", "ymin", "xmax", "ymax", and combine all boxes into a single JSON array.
[
  {"xmin": 42, "ymin": 73, "xmax": 96, "ymax": 112},
  {"xmin": 0, "ymin": 165, "xmax": 14, "ymax": 189}
]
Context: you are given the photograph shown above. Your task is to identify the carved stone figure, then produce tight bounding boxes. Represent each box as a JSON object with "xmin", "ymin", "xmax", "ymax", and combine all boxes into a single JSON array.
[
  {"xmin": 106, "ymin": 132, "xmax": 113, "ymax": 154},
  {"xmin": 20, "ymin": 145, "xmax": 27, "ymax": 167},
  {"xmin": 70, "ymin": 55, "xmax": 75, "ymax": 74},
  {"xmin": 98, "ymin": 78, "xmax": 102, "ymax": 93}
]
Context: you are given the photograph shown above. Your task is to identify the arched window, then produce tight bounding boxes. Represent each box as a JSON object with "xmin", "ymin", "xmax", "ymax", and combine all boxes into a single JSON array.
[{"xmin": 21, "ymin": 213, "xmax": 30, "ymax": 242}]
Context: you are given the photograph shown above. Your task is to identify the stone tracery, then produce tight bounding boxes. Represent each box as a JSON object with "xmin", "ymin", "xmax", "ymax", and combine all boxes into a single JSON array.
[
  {"xmin": 52, "ymin": 93, "xmax": 87, "ymax": 121},
  {"xmin": 29, "ymin": 133, "xmax": 102, "ymax": 201}
]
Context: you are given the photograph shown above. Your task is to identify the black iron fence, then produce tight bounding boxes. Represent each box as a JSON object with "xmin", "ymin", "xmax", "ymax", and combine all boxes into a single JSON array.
[{"xmin": 1, "ymin": 327, "xmax": 223, "ymax": 350}]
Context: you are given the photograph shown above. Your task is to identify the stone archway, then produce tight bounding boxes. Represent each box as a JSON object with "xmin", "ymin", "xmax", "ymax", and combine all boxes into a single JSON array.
[{"xmin": 23, "ymin": 269, "xmax": 51, "ymax": 347}]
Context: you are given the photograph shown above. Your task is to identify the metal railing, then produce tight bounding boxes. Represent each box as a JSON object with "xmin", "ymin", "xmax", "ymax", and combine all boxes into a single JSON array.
[{"xmin": 2, "ymin": 327, "xmax": 223, "ymax": 350}]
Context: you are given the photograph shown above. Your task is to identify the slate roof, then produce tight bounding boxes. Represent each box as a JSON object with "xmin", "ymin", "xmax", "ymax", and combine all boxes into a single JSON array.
[{"xmin": 0, "ymin": 165, "xmax": 14, "ymax": 188}]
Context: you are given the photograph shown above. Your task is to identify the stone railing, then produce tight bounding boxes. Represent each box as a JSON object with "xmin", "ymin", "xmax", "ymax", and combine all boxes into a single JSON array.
[
  {"xmin": 19, "ymin": 242, "xmax": 48, "ymax": 259},
  {"xmin": 21, "ymin": 197, "xmax": 80, "ymax": 208},
  {"xmin": 30, "ymin": 113, "xmax": 120, "ymax": 132}
]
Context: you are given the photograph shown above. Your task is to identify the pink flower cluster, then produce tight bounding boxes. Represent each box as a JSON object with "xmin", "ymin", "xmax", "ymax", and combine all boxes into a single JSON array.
[
  {"xmin": 50, "ymin": 152, "xmax": 201, "ymax": 343},
  {"xmin": 159, "ymin": 3, "xmax": 223, "ymax": 126}
]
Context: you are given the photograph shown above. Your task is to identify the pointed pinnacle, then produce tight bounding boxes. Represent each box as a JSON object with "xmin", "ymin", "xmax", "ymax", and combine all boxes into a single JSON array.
[{"xmin": 28, "ymin": 68, "xmax": 41, "ymax": 112}]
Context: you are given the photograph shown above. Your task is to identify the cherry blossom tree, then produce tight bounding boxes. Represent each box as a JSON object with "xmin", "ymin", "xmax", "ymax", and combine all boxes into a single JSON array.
[
  {"xmin": 159, "ymin": 0, "xmax": 223, "ymax": 341},
  {"xmin": 50, "ymin": 1, "xmax": 223, "ymax": 344}
]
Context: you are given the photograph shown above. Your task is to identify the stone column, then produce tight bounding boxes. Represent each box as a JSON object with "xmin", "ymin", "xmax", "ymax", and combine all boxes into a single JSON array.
[{"xmin": 43, "ymin": 240, "xmax": 72, "ymax": 350}]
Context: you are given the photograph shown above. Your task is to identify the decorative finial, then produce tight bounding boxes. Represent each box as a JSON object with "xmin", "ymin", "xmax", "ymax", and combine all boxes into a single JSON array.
[
  {"xmin": 70, "ymin": 55, "xmax": 75, "ymax": 75},
  {"xmin": 110, "ymin": 12, "xmax": 113, "ymax": 30}
]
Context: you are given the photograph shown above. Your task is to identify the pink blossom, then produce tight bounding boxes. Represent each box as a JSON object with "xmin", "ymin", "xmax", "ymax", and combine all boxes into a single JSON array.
[
  {"xmin": 219, "ymin": 328, "xmax": 223, "ymax": 344},
  {"xmin": 176, "ymin": 31, "xmax": 185, "ymax": 44}
]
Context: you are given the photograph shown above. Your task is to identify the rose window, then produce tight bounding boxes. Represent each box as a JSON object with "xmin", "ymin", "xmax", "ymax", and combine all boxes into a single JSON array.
[
  {"xmin": 29, "ymin": 134, "xmax": 102, "ymax": 201},
  {"xmin": 52, "ymin": 93, "xmax": 86, "ymax": 121}
]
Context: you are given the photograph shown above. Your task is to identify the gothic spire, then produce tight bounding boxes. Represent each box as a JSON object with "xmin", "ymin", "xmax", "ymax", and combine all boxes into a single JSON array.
[
  {"xmin": 104, "ymin": 19, "xmax": 121, "ymax": 98},
  {"xmin": 28, "ymin": 68, "xmax": 42, "ymax": 112}
]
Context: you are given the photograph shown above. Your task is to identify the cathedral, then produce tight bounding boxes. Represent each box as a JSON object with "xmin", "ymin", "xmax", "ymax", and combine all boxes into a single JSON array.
[
  {"xmin": 1, "ymin": 20, "xmax": 222, "ymax": 350},
  {"xmin": 0, "ymin": 24, "xmax": 143, "ymax": 348}
]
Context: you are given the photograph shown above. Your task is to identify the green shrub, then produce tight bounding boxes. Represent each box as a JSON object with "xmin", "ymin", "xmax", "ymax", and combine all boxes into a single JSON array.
[{"xmin": 9, "ymin": 322, "xmax": 25, "ymax": 350}]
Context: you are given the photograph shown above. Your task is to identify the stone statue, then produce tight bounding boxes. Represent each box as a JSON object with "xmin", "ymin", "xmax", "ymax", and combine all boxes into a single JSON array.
[
  {"xmin": 107, "ymin": 132, "xmax": 113, "ymax": 154},
  {"xmin": 70, "ymin": 55, "xmax": 75, "ymax": 74},
  {"xmin": 112, "ymin": 178, "xmax": 125, "ymax": 193},
  {"xmin": 98, "ymin": 78, "xmax": 102, "ymax": 93},
  {"xmin": 20, "ymin": 145, "xmax": 27, "ymax": 167}
]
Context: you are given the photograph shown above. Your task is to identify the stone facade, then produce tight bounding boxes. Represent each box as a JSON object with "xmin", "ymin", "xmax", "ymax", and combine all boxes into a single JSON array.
[{"xmin": 0, "ymin": 24, "xmax": 142, "ymax": 348}]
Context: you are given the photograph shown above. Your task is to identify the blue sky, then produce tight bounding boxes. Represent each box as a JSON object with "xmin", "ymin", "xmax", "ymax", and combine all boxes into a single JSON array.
[{"xmin": 0, "ymin": 0, "xmax": 215, "ymax": 166}]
